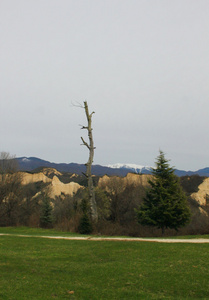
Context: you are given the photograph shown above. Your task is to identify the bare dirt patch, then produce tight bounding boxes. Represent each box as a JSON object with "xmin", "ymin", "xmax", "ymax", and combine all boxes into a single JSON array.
[{"xmin": 1, "ymin": 233, "xmax": 209, "ymax": 243}]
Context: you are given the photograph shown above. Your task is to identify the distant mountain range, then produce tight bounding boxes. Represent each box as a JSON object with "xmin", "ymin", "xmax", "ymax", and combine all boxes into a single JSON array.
[
  {"xmin": 16, "ymin": 157, "xmax": 129, "ymax": 176},
  {"xmin": 107, "ymin": 163, "xmax": 209, "ymax": 177},
  {"xmin": 16, "ymin": 157, "xmax": 209, "ymax": 177}
]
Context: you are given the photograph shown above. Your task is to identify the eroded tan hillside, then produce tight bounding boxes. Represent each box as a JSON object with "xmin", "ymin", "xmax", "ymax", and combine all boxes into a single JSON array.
[
  {"xmin": 21, "ymin": 172, "xmax": 51, "ymax": 184},
  {"xmin": 50, "ymin": 176, "xmax": 82, "ymax": 198},
  {"xmin": 98, "ymin": 173, "xmax": 152, "ymax": 190},
  {"xmin": 19, "ymin": 169, "xmax": 209, "ymax": 212},
  {"xmin": 124, "ymin": 173, "xmax": 152, "ymax": 186},
  {"xmin": 42, "ymin": 168, "xmax": 62, "ymax": 177},
  {"xmin": 20, "ymin": 170, "xmax": 83, "ymax": 198},
  {"xmin": 190, "ymin": 177, "xmax": 209, "ymax": 206}
]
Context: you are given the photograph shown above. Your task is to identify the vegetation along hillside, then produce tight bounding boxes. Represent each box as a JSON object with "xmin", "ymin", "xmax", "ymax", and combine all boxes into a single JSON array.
[{"xmin": 1, "ymin": 163, "xmax": 208, "ymax": 237}]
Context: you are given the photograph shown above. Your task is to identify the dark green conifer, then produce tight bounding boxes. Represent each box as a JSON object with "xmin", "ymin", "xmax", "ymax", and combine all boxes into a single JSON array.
[
  {"xmin": 78, "ymin": 213, "xmax": 93, "ymax": 234},
  {"xmin": 78, "ymin": 198, "xmax": 93, "ymax": 234},
  {"xmin": 136, "ymin": 151, "xmax": 191, "ymax": 234},
  {"xmin": 40, "ymin": 196, "xmax": 53, "ymax": 228}
]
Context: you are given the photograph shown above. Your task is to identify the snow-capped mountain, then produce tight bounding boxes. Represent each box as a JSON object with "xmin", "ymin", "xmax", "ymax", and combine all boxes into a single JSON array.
[
  {"xmin": 106, "ymin": 163, "xmax": 152, "ymax": 174},
  {"xmin": 16, "ymin": 157, "xmax": 209, "ymax": 177},
  {"xmin": 21, "ymin": 157, "xmax": 31, "ymax": 163}
]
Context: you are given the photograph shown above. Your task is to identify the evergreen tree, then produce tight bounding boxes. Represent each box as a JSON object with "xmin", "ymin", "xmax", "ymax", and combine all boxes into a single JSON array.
[
  {"xmin": 78, "ymin": 213, "xmax": 93, "ymax": 234},
  {"xmin": 78, "ymin": 198, "xmax": 93, "ymax": 234},
  {"xmin": 40, "ymin": 195, "xmax": 53, "ymax": 228},
  {"xmin": 136, "ymin": 151, "xmax": 191, "ymax": 234}
]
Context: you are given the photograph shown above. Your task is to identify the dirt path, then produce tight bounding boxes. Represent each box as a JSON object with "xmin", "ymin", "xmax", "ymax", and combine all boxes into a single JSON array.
[{"xmin": 1, "ymin": 233, "xmax": 209, "ymax": 243}]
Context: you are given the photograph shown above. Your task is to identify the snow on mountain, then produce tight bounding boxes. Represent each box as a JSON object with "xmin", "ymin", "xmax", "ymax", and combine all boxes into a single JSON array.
[
  {"xmin": 21, "ymin": 157, "xmax": 31, "ymax": 163},
  {"xmin": 16, "ymin": 157, "xmax": 209, "ymax": 176},
  {"xmin": 106, "ymin": 163, "xmax": 152, "ymax": 174}
]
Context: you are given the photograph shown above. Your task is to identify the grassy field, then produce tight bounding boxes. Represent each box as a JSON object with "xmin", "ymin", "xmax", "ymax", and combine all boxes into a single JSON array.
[
  {"xmin": 0, "ymin": 226, "xmax": 83, "ymax": 237},
  {"xmin": 0, "ymin": 228, "xmax": 209, "ymax": 299},
  {"xmin": 1, "ymin": 226, "xmax": 209, "ymax": 239}
]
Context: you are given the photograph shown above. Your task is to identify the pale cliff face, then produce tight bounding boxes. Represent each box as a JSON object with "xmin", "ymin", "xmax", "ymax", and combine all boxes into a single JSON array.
[
  {"xmin": 124, "ymin": 173, "xmax": 152, "ymax": 186},
  {"xmin": 98, "ymin": 173, "xmax": 152, "ymax": 190},
  {"xmin": 50, "ymin": 176, "xmax": 82, "ymax": 197},
  {"xmin": 20, "ymin": 172, "xmax": 51, "ymax": 185},
  {"xmin": 20, "ymin": 171, "xmax": 82, "ymax": 198},
  {"xmin": 42, "ymin": 168, "xmax": 62, "ymax": 177},
  {"xmin": 18, "ymin": 170, "xmax": 209, "ymax": 209},
  {"xmin": 190, "ymin": 177, "xmax": 209, "ymax": 206}
]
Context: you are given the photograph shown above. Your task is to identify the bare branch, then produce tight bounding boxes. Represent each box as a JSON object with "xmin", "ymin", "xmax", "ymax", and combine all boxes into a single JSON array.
[
  {"xmin": 81, "ymin": 137, "xmax": 90, "ymax": 149},
  {"xmin": 90, "ymin": 111, "xmax": 95, "ymax": 117},
  {"xmin": 71, "ymin": 101, "xmax": 84, "ymax": 108}
]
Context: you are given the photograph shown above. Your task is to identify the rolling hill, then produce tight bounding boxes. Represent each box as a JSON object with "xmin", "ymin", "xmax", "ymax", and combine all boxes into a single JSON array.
[{"xmin": 16, "ymin": 157, "xmax": 209, "ymax": 177}]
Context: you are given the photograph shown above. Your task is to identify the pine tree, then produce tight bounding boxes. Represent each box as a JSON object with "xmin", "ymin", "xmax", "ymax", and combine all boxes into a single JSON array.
[
  {"xmin": 78, "ymin": 198, "xmax": 93, "ymax": 234},
  {"xmin": 40, "ymin": 196, "xmax": 53, "ymax": 228},
  {"xmin": 136, "ymin": 151, "xmax": 191, "ymax": 234},
  {"xmin": 78, "ymin": 213, "xmax": 93, "ymax": 234}
]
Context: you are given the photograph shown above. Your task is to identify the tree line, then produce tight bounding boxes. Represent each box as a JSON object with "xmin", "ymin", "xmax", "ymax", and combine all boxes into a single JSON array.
[{"xmin": 1, "ymin": 151, "xmax": 209, "ymax": 236}]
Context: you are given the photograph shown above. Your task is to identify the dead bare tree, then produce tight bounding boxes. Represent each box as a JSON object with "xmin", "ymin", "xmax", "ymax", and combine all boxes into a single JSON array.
[{"xmin": 80, "ymin": 101, "xmax": 98, "ymax": 222}]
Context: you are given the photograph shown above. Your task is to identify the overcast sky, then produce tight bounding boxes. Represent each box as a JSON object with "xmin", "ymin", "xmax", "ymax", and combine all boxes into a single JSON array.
[{"xmin": 1, "ymin": 0, "xmax": 209, "ymax": 170}]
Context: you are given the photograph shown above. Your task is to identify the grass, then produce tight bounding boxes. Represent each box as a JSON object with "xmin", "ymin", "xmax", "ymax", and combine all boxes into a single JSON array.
[
  {"xmin": 0, "ymin": 226, "xmax": 82, "ymax": 237},
  {"xmin": 0, "ymin": 228, "xmax": 209, "ymax": 299},
  {"xmin": 1, "ymin": 226, "xmax": 209, "ymax": 239}
]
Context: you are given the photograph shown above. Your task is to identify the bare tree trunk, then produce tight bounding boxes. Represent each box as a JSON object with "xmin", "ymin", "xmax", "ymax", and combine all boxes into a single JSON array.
[{"xmin": 81, "ymin": 101, "xmax": 98, "ymax": 222}]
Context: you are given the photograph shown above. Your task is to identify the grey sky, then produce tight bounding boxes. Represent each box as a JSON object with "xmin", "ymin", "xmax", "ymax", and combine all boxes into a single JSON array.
[{"xmin": 0, "ymin": 0, "xmax": 209, "ymax": 170}]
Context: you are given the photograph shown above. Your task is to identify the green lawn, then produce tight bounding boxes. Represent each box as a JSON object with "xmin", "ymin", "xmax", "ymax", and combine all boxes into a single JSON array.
[
  {"xmin": 0, "ymin": 226, "xmax": 82, "ymax": 237},
  {"xmin": 1, "ymin": 226, "xmax": 209, "ymax": 239},
  {"xmin": 0, "ymin": 228, "xmax": 209, "ymax": 299}
]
